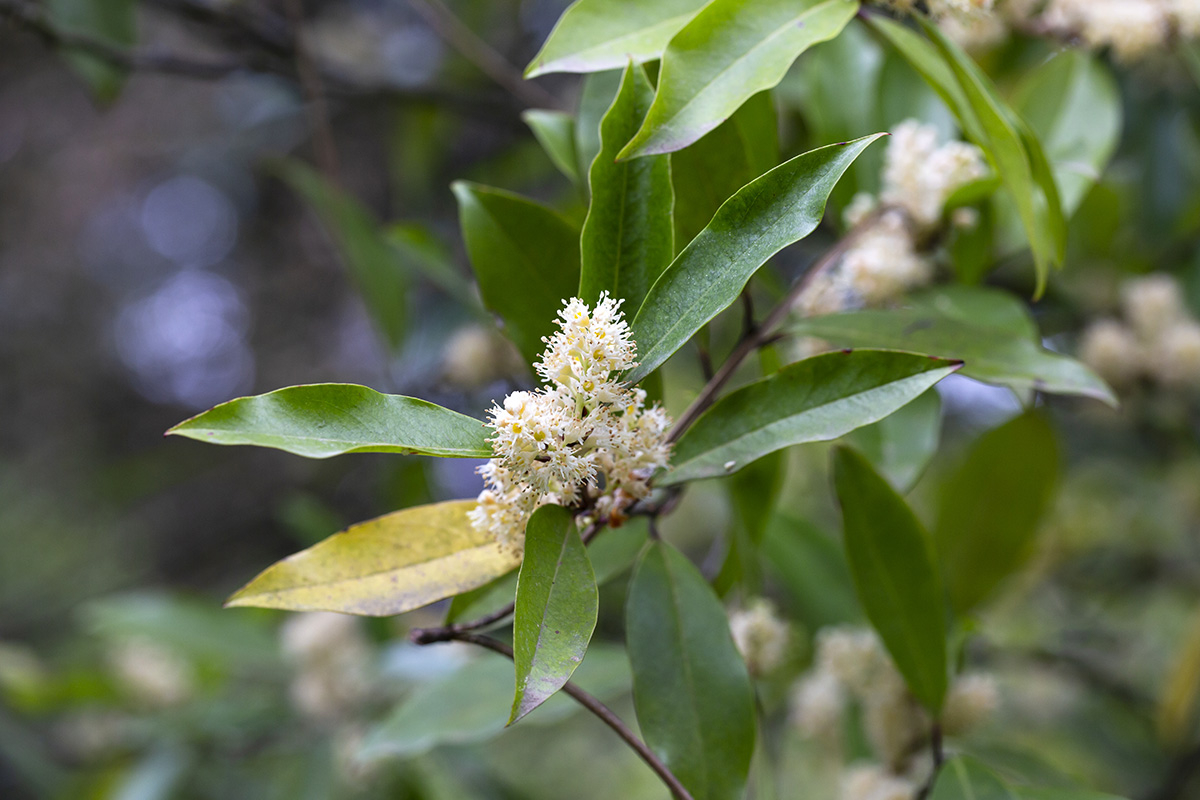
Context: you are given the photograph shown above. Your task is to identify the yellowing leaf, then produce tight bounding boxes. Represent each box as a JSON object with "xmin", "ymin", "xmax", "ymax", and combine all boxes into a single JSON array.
[{"xmin": 226, "ymin": 500, "xmax": 520, "ymax": 616}]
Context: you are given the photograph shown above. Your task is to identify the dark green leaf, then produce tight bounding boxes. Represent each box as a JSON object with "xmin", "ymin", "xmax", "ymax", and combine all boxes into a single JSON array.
[
  {"xmin": 618, "ymin": 0, "xmax": 859, "ymax": 159},
  {"xmin": 663, "ymin": 350, "xmax": 960, "ymax": 485},
  {"xmin": 526, "ymin": 0, "xmax": 710, "ymax": 77},
  {"xmin": 627, "ymin": 134, "xmax": 884, "ymax": 383},
  {"xmin": 225, "ymin": 501, "xmax": 521, "ymax": 616},
  {"xmin": 452, "ymin": 182, "xmax": 581, "ymax": 364},
  {"xmin": 48, "ymin": 0, "xmax": 136, "ymax": 102},
  {"xmin": 580, "ymin": 63, "xmax": 674, "ymax": 311},
  {"xmin": 790, "ymin": 287, "xmax": 1117, "ymax": 405},
  {"xmin": 576, "ymin": 69, "xmax": 625, "ymax": 182},
  {"xmin": 275, "ymin": 159, "xmax": 410, "ymax": 351},
  {"xmin": 833, "ymin": 446, "xmax": 948, "ymax": 711},
  {"xmin": 523, "ymin": 110, "xmax": 582, "ymax": 185},
  {"xmin": 761, "ymin": 515, "xmax": 861, "ymax": 630},
  {"xmin": 384, "ymin": 223, "xmax": 476, "ymax": 306},
  {"xmin": 930, "ymin": 757, "xmax": 1015, "ymax": 800},
  {"xmin": 715, "ymin": 450, "xmax": 786, "ymax": 595},
  {"xmin": 510, "ymin": 506, "xmax": 598, "ymax": 723},
  {"xmin": 846, "ymin": 388, "xmax": 942, "ymax": 492},
  {"xmin": 627, "ymin": 541, "xmax": 756, "ymax": 800},
  {"xmin": 935, "ymin": 412, "xmax": 1059, "ymax": 614},
  {"xmin": 671, "ymin": 91, "xmax": 779, "ymax": 249},
  {"xmin": 167, "ymin": 384, "xmax": 492, "ymax": 459}
]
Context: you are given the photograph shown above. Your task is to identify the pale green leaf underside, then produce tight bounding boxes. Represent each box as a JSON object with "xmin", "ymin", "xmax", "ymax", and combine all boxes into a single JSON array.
[
  {"xmin": 168, "ymin": 383, "xmax": 493, "ymax": 459},
  {"xmin": 663, "ymin": 350, "xmax": 960, "ymax": 485},
  {"xmin": 226, "ymin": 500, "xmax": 520, "ymax": 616}
]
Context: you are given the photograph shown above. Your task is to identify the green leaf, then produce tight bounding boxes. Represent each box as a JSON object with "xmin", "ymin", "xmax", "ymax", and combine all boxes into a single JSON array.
[
  {"xmin": 627, "ymin": 134, "xmax": 883, "ymax": 383},
  {"xmin": 846, "ymin": 388, "xmax": 941, "ymax": 492},
  {"xmin": 452, "ymin": 182, "xmax": 581, "ymax": 364},
  {"xmin": 384, "ymin": 223, "xmax": 476, "ymax": 306},
  {"xmin": 526, "ymin": 0, "xmax": 710, "ymax": 77},
  {"xmin": 274, "ymin": 160, "xmax": 410, "ymax": 351},
  {"xmin": 715, "ymin": 450, "xmax": 786, "ymax": 595},
  {"xmin": 618, "ymin": 0, "xmax": 859, "ymax": 159},
  {"xmin": 225, "ymin": 500, "xmax": 521, "ymax": 616},
  {"xmin": 576, "ymin": 69, "xmax": 625, "ymax": 182},
  {"xmin": 930, "ymin": 756, "xmax": 1129, "ymax": 800},
  {"xmin": 935, "ymin": 412, "xmax": 1059, "ymax": 614},
  {"xmin": 510, "ymin": 506, "xmax": 598, "ymax": 724},
  {"xmin": 790, "ymin": 287, "xmax": 1117, "ymax": 405},
  {"xmin": 761, "ymin": 515, "xmax": 861, "ymax": 630},
  {"xmin": 1012, "ymin": 50, "xmax": 1121, "ymax": 216},
  {"xmin": 580, "ymin": 63, "xmax": 674, "ymax": 311},
  {"xmin": 47, "ymin": 0, "xmax": 137, "ymax": 102},
  {"xmin": 360, "ymin": 645, "xmax": 632, "ymax": 760},
  {"xmin": 523, "ymin": 110, "xmax": 582, "ymax": 185},
  {"xmin": 671, "ymin": 91, "xmax": 779, "ymax": 249},
  {"xmin": 662, "ymin": 350, "xmax": 960, "ymax": 485},
  {"xmin": 627, "ymin": 541, "xmax": 756, "ymax": 800},
  {"xmin": 167, "ymin": 384, "xmax": 492, "ymax": 459},
  {"xmin": 833, "ymin": 446, "xmax": 948, "ymax": 712}
]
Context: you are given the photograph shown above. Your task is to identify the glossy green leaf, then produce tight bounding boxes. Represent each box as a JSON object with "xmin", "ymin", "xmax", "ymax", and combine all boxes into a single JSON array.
[
  {"xmin": 523, "ymin": 109, "xmax": 582, "ymax": 185},
  {"xmin": 360, "ymin": 645, "xmax": 632, "ymax": 760},
  {"xmin": 526, "ymin": 0, "xmax": 710, "ymax": 77},
  {"xmin": 510, "ymin": 506, "xmax": 598, "ymax": 724},
  {"xmin": 452, "ymin": 182, "xmax": 581, "ymax": 364},
  {"xmin": 761, "ymin": 515, "xmax": 861, "ymax": 630},
  {"xmin": 627, "ymin": 541, "xmax": 756, "ymax": 800},
  {"xmin": 833, "ymin": 446, "xmax": 948, "ymax": 712},
  {"xmin": 576, "ymin": 69, "xmax": 624, "ymax": 182},
  {"xmin": 618, "ymin": 0, "xmax": 859, "ymax": 159},
  {"xmin": 663, "ymin": 350, "xmax": 960, "ymax": 485},
  {"xmin": 48, "ymin": 0, "xmax": 136, "ymax": 102},
  {"xmin": 847, "ymin": 388, "xmax": 942, "ymax": 492},
  {"xmin": 580, "ymin": 63, "xmax": 674, "ymax": 311},
  {"xmin": 225, "ymin": 500, "xmax": 521, "ymax": 616},
  {"xmin": 275, "ymin": 160, "xmax": 410, "ymax": 350},
  {"xmin": 1013, "ymin": 50, "xmax": 1121, "ymax": 216},
  {"xmin": 167, "ymin": 384, "xmax": 492, "ymax": 459},
  {"xmin": 627, "ymin": 134, "xmax": 883, "ymax": 383},
  {"xmin": 791, "ymin": 287, "xmax": 1117, "ymax": 405},
  {"xmin": 935, "ymin": 411, "xmax": 1059, "ymax": 614},
  {"xmin": 671, "ymin": 91, "xmax": 779, "ymax": 249}
]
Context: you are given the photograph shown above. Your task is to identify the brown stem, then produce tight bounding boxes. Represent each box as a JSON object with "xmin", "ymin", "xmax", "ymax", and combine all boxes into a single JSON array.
[
  {"xmin": 407, "ymin": 0, "xmax": 562, "ymax": 110},
  {"xmin": 916, "ymin": 722, "xmax": 945, "ymax": 800},
  {"xmin": 666, "ymin": 213, "xmax": 881, "ymax": 444},
  {"xmin": 450, "ymin": 633, "xmax": 696, "ymax": 800},
  {"xmin": 282, "ymin": 0, "xmax": 341, "ymax": 185}
]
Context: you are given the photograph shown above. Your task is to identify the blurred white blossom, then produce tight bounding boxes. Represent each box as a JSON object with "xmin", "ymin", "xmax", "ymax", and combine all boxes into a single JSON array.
[{"xmin": 729, "ymin": 598, "xmax": 791, "ymax": 677}]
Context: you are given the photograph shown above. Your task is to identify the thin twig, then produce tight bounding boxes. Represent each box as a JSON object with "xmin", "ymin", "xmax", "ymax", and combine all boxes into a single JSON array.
[
  {"xmin": 666, "ymin": 212, "xmax": 882, "ymax": 444},
  {"xmin": 450, "ymin": 633, "xmax": 696, "ymax": 800},
  {"xmin": 282, "ymin": 0, "xmax": 341, "ymax": 184},
  {"xmin": 916, "ymin": 722, "xmax": 945, "ymax": 800},
  {"xmin": 407, "ymin": 0, "xmax": 562, "ymax": 109}
]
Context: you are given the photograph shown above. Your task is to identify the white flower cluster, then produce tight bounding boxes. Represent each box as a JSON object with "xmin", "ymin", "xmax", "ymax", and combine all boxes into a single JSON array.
[
  {"xmin": 1079, "ymin": 274, "xmax": 1200, "ymax": 392},
  {"xmin": 1040, "ymin": 0, "xmax": 1200, "ymax": 63},
  {"xmin": 797, "ymin": 121, "xmax": 986, "ymax": 316},
  {"xmin": 790, "ymin": 627, "xmax": 998, "ymax": 796},
  {"xmin": 729, "ymin": 598, "xmax": 792, "ymax": 677},
  {"xmin": 469, "ymin": 294, "xmax": 671, "ymax": 553},
  {"xmin": 281, "ymin": 611, "xmax": 373, "ymax": 723},
  {"xmin": 106, "ymin": 637, "xmax": 195, "ymax": 708}
]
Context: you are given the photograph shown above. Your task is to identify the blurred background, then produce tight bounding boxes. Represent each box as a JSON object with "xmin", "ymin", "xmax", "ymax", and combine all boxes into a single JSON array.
[{"xmin": 2, "ymin": 1, "xmax": 1200, "ymax": 799}]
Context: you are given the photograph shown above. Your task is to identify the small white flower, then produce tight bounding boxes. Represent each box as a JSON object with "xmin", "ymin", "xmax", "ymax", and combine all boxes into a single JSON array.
[
  {"xmin": 790, "ymin": 669, "xmax": 847, "ymax": 740},
  {"xmin": 729, "ymin": 599, "xmax": 791, "ymax": 677},
  {"xmin": 1153, "ymin": 320, "xmax": 1200, "ymax": 389},
  {"xmin": 1078, "ymin": 319, "xmax": 1143, "ymax": 388},
  {"xmin": 1121, "ymin": 274, "xmax": 1188, "ymax": 340},
  {"xmin": 942, "ymin": 673, "xmax": 1000, "ymax": 735}
]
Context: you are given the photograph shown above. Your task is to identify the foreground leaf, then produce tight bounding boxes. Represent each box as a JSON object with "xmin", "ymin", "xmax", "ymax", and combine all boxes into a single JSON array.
[
  {"xmin": 935, "ymin": 411, "xmax": 1059, "ymax": 614},
  {"xmin": 627, "ymin": 541, "xmax": 755, "ymax": 800},
  {"xmin": 168, "ymin": 384, "xmax": 492, "ymax": 459},
  {"xmin": 580, "ymin": 63, "xmax": 674, "ymax": 310},
  {"xmin": 274, "ymin": 159, "xmax": 411, "ymax": 351},
  {"xmin": 452, "ymin": 182, "xmax": 581, "ymax": 364},
  {"xmin": 663, "ymin": 350, "xmax": 959, "ymax": 485},
  {"xmin": 847, "ymin": 388, "xmax": 942, "ymax": 492},
  {"xmin": 619, "ymin": 0, "xmax": 858, "ymax": 158},
  {"xmin": 510, "ymin": 506, "xmax": 598, "ymax": 724},
  {"xmin": 833, "ymin": 447, "xmax": 947, "ymax": 712},
  {"xmin": 791, "ymin": 287, "xmax": 1117, "ymax": 405},
  {"xmin": 526, "ymin": 0, "xmax": 710, "ymax": 77},
  {"xmin": 627, "ymin": 134, "xmax": 884, "ymax": 383},
  {"xmin": 360, "ymin": 645, "xmax": 631, "ymax": 761},
  {"xmin": 522, "ymin": 110, "xmax": 582, "ymax": 185},
  {"xmin": 226, "ymin": 500, "xmax": 520, "ymax": 615}
]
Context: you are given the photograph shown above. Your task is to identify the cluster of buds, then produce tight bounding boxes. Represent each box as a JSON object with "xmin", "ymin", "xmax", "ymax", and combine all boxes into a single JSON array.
[
  {"xmin": 790, "ymin": 627, "xmax": 999, "ymax": 799},
  {"xmin": 1078, "ymin": 274, "xmax": 1200, "ymax": 392},
  {"xmin": 728, "ymin": 598, "xmax": 792, "ymax": 677},
  {"xmin": 1039, "ymin": 0, "xmax": 1200, "ymax": 63},
  {"xmin": 469, "ymin": 294, "xmax": 671, "ymax": 554},
  {"xmin": 797, "ymin": 120, "xmax": 986, "ymax": 316}
]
